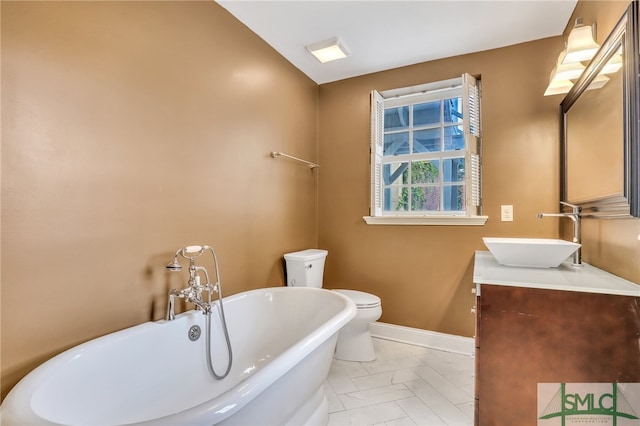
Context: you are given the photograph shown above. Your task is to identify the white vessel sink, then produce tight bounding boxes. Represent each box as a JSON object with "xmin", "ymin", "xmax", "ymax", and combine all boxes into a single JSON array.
[{"xmin": 482, "ymin": 237, "xmax": 581, "ymax": 268}]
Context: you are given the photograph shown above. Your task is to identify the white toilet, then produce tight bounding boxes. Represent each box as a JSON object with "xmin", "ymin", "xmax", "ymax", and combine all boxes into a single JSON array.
[{"xmin": 283, "ymin": 249, "xmax": 382, "ymax": 362}]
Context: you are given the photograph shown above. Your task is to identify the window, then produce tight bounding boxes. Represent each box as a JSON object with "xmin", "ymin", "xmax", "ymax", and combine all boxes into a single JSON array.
[{"xmin": 364, "ymin": 74, "xmax": 487, "ymax": 225}]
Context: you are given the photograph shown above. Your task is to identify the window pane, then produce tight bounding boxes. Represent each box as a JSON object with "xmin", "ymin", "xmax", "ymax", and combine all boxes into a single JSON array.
[
  {"xmin": 413, "ymin": 101, "xmax": 440, "ymax": 127},
  {"xmin": 413, "ymin": 128, "xmax": 440, "ymax": 153},
  {"xmin": 443, "ymin": 97, "xmax": 462, "ymax": 123},
  {"xmin": 443, "ymin": 126, "xmax": 464, "ymax": 151},
  {"xmin": 384, "ymin": 106, "xmax": 409, "ymax": 131},
  {"xmin": 384, "ymin": 187, "xmax": 409, "ymax": 211},
  {"xmin": 442, "ymin": 158, "xmax": 465, "ymax": 183},
  {"xmin": 384, "ymin": 162, "xmax": 409, "ymax": 211},
  {"xmin": 443, "ymin": 185, "xmax": 465, "ymax": 211},
  {"xmin": 411, "ymin": 187, "xmax": 440, "ymax": 211},
  {"xmin": 383, "ymin": 162, "xmax": 409, "ymax": 185},
  {"xmin": 384, "ymin": 132, "xmax": 409, "ymax": 156},
  {"xmin": 411, "ymin": 160, "xmax": 439, "ymax": 184}
]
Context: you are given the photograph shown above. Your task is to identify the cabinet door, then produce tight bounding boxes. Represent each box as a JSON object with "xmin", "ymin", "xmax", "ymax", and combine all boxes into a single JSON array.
[{"xmin": 476, "ymin": 284, "xmax": 640, "ymax": 425}]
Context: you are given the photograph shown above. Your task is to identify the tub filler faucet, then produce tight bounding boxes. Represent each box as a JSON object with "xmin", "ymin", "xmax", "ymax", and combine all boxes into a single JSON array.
[
  {"xmin": 165, "ymin": 245, "xmax": 220, "ymax": 320},
  {"xmin": 537, "ymin": 201, "xmax": 582, "ymax": 266},
  {"xmin": 165, "ymin": 244, "xmax": 233, "ymax": 380}
]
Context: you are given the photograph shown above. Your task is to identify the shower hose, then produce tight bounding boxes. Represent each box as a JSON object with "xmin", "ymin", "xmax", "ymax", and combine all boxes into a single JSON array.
[{"xmin": 204, "ymin": 285, "xmax": 233, "ymax": 380}]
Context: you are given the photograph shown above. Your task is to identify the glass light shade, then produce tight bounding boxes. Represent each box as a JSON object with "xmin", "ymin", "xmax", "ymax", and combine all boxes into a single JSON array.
[
  {"xmin": 306, "ymin": 38, "xmax": 350, "ymax": 63},
  {"xmin": 562, "ymin": 24, "xmax": 600, "ymax": 64},
  {"xmin": 587, "ymin": 74, "xmax": 610, "ymax": 90},
  {"xmin": 544, "ymin": 49, "xmax": 585, "ymax": 96},
  {"xmin": 600, "ymin": 54, "xmax": 623, "ymax": 74},
  {"xmin": 544, "ymin": 80, "xmax": 574, "ymax": 96},
  {"xmin": 544, "ymin": 68, "xmax": 574, "ymax": 96},
  {"xmin": 554, "ymin": 61, "xmax": 586, "ymax": 81},
  {"xmin": 549, "ymin": 50, "xmax": 585, "ymax": 81}
]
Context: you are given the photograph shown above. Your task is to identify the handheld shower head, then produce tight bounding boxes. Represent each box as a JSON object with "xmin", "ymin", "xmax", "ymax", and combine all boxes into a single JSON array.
[
  {"xmin": 184, "ymin": 245, "xmax": 204, "ymax": 255},
  {"xmin": 166, "ymin": 257, "xmax": 182, "ymax": 271}
]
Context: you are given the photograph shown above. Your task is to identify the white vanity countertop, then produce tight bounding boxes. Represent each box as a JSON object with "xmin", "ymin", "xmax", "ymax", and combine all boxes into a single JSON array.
[{"xmin": 474, "ymin": 251, "xmax": 640, "ymax": 297}]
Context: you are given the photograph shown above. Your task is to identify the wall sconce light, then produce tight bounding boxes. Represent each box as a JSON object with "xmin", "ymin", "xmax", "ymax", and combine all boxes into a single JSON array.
[
  {"xmin": 544, "ymin": 18, "xmax": 604, "ymax": 96},
  {"xmin": 306, "ymin": 37, "xmax": 351, "ymax": 63},
  {"xmin": 562, "ymin": 19, "xmax": 600, "ymax": 64}
]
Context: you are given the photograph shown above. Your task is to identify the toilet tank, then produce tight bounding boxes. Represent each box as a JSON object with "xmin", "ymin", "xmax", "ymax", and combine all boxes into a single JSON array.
[{"xmin": 283, "ymin": 249, "xmax": 328, "ymax": 288}]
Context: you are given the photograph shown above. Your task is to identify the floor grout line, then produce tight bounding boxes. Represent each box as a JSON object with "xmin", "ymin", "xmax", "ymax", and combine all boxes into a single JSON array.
[{"xmin": 327, "ymin": 338, "xmax": 474, "ymax": 426}]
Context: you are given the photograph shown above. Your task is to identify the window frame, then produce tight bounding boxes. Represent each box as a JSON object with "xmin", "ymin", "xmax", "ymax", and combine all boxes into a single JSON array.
[{"xmin": 363, "ymin": 74, "xmax": 488, "ymax": 226}]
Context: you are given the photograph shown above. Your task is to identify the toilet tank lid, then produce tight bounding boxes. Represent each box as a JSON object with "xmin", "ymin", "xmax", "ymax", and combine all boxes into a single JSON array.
[
  {"xmin": 333, "ymin": 289, "xmax": 381, "ymax": 307},
  {"xmin": 283, "ymin": 249, "xmax": 328, "ymax": 261}
]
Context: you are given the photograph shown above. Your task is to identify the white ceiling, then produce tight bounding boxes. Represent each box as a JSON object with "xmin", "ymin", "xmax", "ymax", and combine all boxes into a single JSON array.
[{"xmin": 217, "ymin": 1, "xmax": 578, "ymax": 85}]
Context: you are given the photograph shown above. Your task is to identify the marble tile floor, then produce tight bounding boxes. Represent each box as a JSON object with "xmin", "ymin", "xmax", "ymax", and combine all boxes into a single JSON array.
[{"xmin": 326, "ymin": 338, "xmax": 475, "ymax": 426}]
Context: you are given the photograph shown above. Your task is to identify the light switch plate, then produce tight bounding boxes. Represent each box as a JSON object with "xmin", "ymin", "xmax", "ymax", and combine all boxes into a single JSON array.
[{"xmin": 501, "ymin": 205, "xmax": 513, "ymax": 222}]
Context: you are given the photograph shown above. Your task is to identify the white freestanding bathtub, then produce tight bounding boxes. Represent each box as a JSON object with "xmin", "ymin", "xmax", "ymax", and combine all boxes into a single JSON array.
[{"xmin": 1, "ymin": 287, "xmax": 356, "ymax": 425}]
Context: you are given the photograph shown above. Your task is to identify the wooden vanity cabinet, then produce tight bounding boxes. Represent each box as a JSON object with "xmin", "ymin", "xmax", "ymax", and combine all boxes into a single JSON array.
[{"xmin": 474, "ymin": 284, "xmax": 640, "ymax": 426}]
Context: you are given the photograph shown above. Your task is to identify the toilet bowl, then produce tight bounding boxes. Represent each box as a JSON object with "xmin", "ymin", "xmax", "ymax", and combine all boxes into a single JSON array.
[
  {"xmin": 283, "ymin": 249, "xmax": 383, "ymax": 362},
  {"xmin": 333, "ymin": 289, "xmax": 382, "ymax": 362}
]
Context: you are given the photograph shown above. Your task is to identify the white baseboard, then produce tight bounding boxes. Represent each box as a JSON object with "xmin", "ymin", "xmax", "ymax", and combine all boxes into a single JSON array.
[{"xmin": 369, "ymin": 322, "xmax": 475, "ymax": 356}]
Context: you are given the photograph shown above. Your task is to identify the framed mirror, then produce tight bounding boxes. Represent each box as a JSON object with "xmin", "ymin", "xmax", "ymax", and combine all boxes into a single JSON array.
[{"xmin": 561, "ymin": 1, "xmax": 640, "ymax": 218}]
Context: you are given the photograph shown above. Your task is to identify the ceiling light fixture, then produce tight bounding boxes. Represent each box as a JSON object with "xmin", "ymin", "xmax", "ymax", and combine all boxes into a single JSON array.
[{"xmin": 306, "ymin": 37, "xmax": 350, "ymax": 63}]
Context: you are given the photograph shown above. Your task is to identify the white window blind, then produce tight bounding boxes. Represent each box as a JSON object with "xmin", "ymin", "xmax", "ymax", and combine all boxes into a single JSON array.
[
  {"xmin": 371, "ymin": 90, "xmax": 385, "ymax": 217},
  {"xmin": 463, "ymin": 73, "xmax": 482, "ymax": 214}
]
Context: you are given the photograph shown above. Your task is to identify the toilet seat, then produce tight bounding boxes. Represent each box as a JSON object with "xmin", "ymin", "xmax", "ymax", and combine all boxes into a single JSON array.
[{"xmin": 333, "ymin": 289, "xmax": 381, "ymax": 308}]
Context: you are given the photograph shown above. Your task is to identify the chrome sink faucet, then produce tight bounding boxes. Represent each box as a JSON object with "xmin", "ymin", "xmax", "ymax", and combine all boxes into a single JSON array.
[{"xmin": 536, "ymin": 201, "xmax": 582, "ymax": 266}]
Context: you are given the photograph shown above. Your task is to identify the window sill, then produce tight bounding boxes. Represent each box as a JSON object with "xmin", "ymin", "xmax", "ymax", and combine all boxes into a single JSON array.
[{"xmin": 362, "ymin": 215, "xmax": 489, "ymax": 226}]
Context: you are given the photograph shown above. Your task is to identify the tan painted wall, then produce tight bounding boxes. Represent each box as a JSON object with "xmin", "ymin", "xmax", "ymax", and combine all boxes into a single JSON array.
[
  {"xmin": 1, "ymin": 1, "xmax": 319, "ymax": 398},
  {"xmin": 3, "ymin": 0, "xmax": 639, "ymax": 403},
  {"xmin": 318, "ymin": 38, "xmax": 566, "ymax": 337},
  {"xmin": 563, "ymin": 0, "xmax": 640, "ymax": 284}
]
